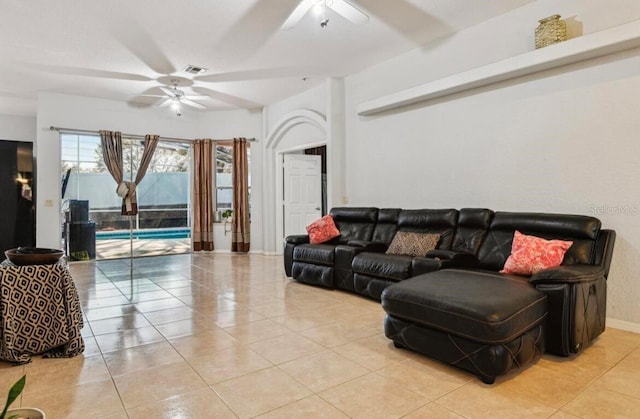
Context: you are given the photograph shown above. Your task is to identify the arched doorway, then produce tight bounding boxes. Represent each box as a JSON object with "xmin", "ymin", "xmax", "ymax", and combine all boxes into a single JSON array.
[{"xmin": 264, "ymin": 109, "xmax": 327, "ymax": 253}]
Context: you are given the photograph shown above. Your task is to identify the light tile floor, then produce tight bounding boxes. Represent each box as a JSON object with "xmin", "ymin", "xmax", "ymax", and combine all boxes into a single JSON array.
[{"xmin": 3, "ymin": 253, "xmax": 640, "ymax": 418}]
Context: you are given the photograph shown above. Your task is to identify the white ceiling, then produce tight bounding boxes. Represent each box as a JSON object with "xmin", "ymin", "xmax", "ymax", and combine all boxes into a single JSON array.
[{"xmin": 0, "ymin": 0, "xmax": 534, "ymax": 116}]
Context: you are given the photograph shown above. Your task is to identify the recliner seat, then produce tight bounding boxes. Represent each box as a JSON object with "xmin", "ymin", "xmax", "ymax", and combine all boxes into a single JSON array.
[
  {"xmin": 289, "ymin": 207, "xmax": 378, "ymax": 288},
  {"xmin": 352, "ymin": 208, "xmax": 458, "ymax": 299}
]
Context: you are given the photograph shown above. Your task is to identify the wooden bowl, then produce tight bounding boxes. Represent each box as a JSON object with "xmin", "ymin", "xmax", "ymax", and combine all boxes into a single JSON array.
[{"xmin": 5, "ymin": 247, "xmax": 65, "ymax": 266}]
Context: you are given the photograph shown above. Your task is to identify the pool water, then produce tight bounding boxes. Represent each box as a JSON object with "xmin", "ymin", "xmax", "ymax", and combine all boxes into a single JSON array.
[{"xmin": 96, "ymin": 228, "xmax": 191, "ymax": 240}]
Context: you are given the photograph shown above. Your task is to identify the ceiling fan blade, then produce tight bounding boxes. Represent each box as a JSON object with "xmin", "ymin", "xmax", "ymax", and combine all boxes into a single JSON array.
[
  {"xmin": 0, "ymin": 90, "xmax": 32, "ymax": 100},
  {"xmin": 127, "ymin": 101, "xmax": 153, "ymax": 109},
  {"xmin": 192, "ymin": 86, "xmax": 261, "ymax": 109},
  {"xmin": 159, "ymin": 86, "xmax": 176, "ymax": 97},
  {"xmin": 195, "ymin": 66, "xmax": 323, "ymax": 83},
  {"xmin": 128, "ymin": 87, "xmax": 173, "ymax": 108},
  {"xmin": 282, "ymin": 0, "xmax": 314, "ymax": 29},
  {"xmin": 102, "ymin": 13, "xmax": 175, "ymax": 75},
  {"xmin": 329, "ymin": 0, "xmax": 369, "ymax": 24},
  {"xmin": 184, "ymin": 95, "xmax": 211, "ymax": 100},
  {"xmin": 356, "ymin": 0, "xmax": 449, "ymax": 44},
  {"xmin": 214, "ymin": 0, "xmax": 299, "ymax": 60},
  {"xmin": 29, "ymin": 64, "xmax": 152, "ymax": 81},
  {"xmin": 181, "ymin": 99, "xmax": 207, "ymax": 110},
  {"xmin": 158, "ymin": 98, "xmax": 173, "ymax": 107}
]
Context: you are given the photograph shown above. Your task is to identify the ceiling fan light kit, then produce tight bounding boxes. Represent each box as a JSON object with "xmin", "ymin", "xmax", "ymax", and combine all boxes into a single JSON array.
[
  {"xmin": 171, "ymin": 98, "xmax": 181, "ymax": 116},
  {"xmin": 155, "ymin": 79, "xmax": 208, "ymax": 116}
]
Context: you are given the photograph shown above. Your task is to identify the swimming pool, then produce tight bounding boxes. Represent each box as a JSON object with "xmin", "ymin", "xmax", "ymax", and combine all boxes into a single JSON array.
[{"xmin": 96, "ymin": 228, "xmax": 191, "ymax": 240}]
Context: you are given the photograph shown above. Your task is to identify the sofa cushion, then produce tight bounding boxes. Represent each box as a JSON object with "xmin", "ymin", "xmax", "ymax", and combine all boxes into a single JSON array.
[
  {"xmin": 452, "ymin": 208, "xmax": 494, "ymax": 254},
  {"xmin": 397, "ymin": 209, "xmax": 458, "ymax": 249},
  {"xmin": 352, "ymin": 253, "xmax": 413, "ymax": 281},
  {"xmin": 501, "ymin": 231, "xmax": 573, "ymax": 275},
  {"xmin": 306, "ymin": 215, "xmax": 340, "ymax": 244},
  {"xmin": 293, "ymin": 244, "xmax": 336, "ymax": 266},
  {"xmin": 385, "ymin": 232, "xmax": 440, "ymax": 257},
  {"xmin": 381, "ymin": 269, "xmax": 548, "ymax": 344},
  {"xmin": 291, "ymin": 262, "xmax": 334, "ymax": 288},
  {"xmin": 330, "ymin": 207, "xmax": 378, "ymax": 243},
  {"xmin": 371, "ymin": 208, "xmax": 401, "ymax": 245}
]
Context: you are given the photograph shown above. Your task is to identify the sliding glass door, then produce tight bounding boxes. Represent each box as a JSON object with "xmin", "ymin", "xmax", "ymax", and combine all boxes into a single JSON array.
[
  {"xmin": 60, "ymin": 133, "xmax": 192, "ymax": 260},
  {"xmin": 132, "ymin": 140, "xmax": 191, "ymax": 258}
]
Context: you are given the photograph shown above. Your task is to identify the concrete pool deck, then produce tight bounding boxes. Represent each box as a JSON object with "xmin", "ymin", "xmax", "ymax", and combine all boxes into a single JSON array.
[{"xmin": 96, "ymin": 238, "xmax": 191, "ymax": 259}]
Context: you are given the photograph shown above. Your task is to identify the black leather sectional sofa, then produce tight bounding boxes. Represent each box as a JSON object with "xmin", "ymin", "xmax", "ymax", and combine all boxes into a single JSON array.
[{"xmin": 284, "ymin": 207, "xmax": 616, "ymax": 383}]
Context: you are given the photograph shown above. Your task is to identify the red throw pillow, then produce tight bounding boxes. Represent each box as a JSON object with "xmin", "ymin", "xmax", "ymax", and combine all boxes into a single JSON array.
[
  {"xmin": 501, "ymin": 231, "xmax": 573, "ymax": 275},
  {"xmin": 306, "ymin": 215, "xmax": 340, "ymax": 244}
]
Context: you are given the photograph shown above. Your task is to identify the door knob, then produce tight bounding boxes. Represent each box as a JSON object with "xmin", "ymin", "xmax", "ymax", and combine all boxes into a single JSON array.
[{"xmin": 315, "ymin": 207, "xmax": 321, "ymax": 210}]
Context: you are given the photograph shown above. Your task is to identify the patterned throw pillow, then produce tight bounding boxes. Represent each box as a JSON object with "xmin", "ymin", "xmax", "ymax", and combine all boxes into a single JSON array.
[
  {"xmin": 501, "ymin": 230, "xmax": 573, "ymax": 275},
  {"xmin": 385, "ymin": 232, "xmax": 440, "ymax": 257},
  {"xmin": 306, "ymin": 215, "xmax": 340, "ymax": 244}
]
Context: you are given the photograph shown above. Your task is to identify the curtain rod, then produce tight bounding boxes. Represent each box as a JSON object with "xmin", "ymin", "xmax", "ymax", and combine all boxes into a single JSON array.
[{"xmin": 49, "ymin": 126, "xmax": 257, "ymax": 144}]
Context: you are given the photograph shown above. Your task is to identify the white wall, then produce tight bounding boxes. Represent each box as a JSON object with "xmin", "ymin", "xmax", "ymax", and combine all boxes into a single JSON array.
[
  {"xmin": 345, "ymin": 0, "xmax": 640, "ymax": 326},
  {"xmin": 36, "ymin": 92, "xmax": 262, "ymax": 252},
  {"xmin": 0, "ymin": 114, "xmax": 36, "ymax": 142},
  {"xmin": 265, "ymin": 84, "xmax": 326, "ymax": 131}
]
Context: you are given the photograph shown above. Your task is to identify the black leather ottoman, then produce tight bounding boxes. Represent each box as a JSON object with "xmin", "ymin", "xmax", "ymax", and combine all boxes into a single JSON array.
[{"xmin": 381, "ymin": 269, "xmax": 547, "ymax": 384}]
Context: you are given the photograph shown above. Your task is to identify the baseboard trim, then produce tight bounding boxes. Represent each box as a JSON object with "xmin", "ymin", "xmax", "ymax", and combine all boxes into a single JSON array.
[
  {"xmin": 200, "ymin": 250, "xmax": 277, "ymax": 255},
  {"xmin": 607, "ymin": 318, "xmax": 640, "ymax": 334},
  {"xmin": 256, "ymin": 251, "xmax": 280, "ymax": 256}
]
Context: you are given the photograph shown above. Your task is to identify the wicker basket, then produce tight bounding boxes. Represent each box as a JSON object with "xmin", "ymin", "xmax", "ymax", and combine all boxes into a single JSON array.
[{"xmin": 535, "ymin": 14, "xmax": 567, "ymax": 49}]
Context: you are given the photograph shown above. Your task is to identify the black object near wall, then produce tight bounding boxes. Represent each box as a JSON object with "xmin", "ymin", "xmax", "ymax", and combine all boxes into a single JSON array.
[
  {"xmin": 63, "ymin": 199, "xmax": 96, "ymax": 260},
  {"xmin": 0, "ymin": 139, "xmax": 35, "ymax": 254}
]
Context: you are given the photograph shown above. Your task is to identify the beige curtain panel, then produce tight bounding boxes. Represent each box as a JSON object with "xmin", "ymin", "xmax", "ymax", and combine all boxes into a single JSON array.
[
  {"xmin": 124, "ymin": 134, "xmax": 159, "ymax": 215},
  {"xmin": 99, "ymin": 130, "xmax": 125, "ymax": 211},
  {"xmin": 100, "ymin": 130, "xmax": 123, "ymax": 183},
  {"xmin": 192, "ymin": 139, "xmax": 214, "ymax": 251},
  {"xmin": 232, "ymin": 138, "xmax": 250, "ymax": 252},
  {"xmin": 100, "ymin": 131, "xmax": 158, "ymax": 216}
]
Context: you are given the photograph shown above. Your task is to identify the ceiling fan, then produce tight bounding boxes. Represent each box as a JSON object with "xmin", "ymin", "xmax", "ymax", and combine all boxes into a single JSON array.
[
  {"xmin": 153, "ymin": 79, "xmax": 208, "ymax": 116},
  {"xmin": 282, "ymin": 0, "xmax": 369, "ymax": 29}
]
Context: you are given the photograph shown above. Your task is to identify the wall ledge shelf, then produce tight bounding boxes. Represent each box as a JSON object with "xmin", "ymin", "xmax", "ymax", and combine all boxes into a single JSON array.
[{"xmin": 356, "ymin": 19, "xmax": 640, "ymax": 116}]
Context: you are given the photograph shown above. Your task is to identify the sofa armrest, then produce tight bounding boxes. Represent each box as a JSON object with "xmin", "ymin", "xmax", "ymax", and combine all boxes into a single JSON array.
[
  {"xmin": 347, "ymin": 240, "xmax": 387, "ymax": 252},
  {"xmin": 285, "ymin": 234, "xmax": 310, "ymax": 245},
  {"xmin": 335, "ymin": 244, "xmax": 384, "ymax": 269},
  {"xmin": 283, "ymin": 234, "xmax": 309, "ymax": 277},
  {"xmin": 529, "ymin": 264, "xmax": 605, "ymax": 285},
  {"xmin": 411, "ymin": 257, "xmax": 443, "ymax": 276},
  {"xmin": 424, "ymin": 250, "xmax": 478, "ymax": 267},
  {"xmin": 531, "ymin": 264, "xmax": 608, "ymax": 356}
]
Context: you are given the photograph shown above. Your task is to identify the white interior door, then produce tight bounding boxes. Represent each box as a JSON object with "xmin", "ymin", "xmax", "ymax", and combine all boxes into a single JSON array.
[{"xmin": 284, "ymin": 154, "xmax": 322, "ymax": 237}]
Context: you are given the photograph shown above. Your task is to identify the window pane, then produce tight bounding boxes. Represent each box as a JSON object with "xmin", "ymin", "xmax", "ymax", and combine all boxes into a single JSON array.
[
  {"xmin": 215, "ymin": 143, "xmax": 251, "ymax": 213},
  {"xmin": 136, "ymin": 141, "xmax": 191, "ymax": 231},
  {"xmin": 216, "ymin": 188, "xmax": 232, "ymax": 210},
  {"xmin": 216, "ymin": 145, "xmax": 232, "ymax": 211}
]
